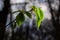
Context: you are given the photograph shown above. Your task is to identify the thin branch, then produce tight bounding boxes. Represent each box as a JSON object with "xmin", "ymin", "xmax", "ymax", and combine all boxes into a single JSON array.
[
  {"xmin": 5, "ymin": 9, "xmax": 33, "ymax": 27},
  {"xmin": 5, "ymin": 19, "xmax": 16, "ymax": 27},
  {"xmin": 11, "ymin": 2, "xmax": 28, "ymax": 5}
]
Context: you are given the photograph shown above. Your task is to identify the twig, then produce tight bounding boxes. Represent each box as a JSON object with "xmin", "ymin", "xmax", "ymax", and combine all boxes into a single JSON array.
[
  {"xmin": 5, "ymin": 19, "xmax": 16, "ymax": 27},
  {"xmin": 5, "ymin": 9, "xmax": 33, "ymax": 27}
]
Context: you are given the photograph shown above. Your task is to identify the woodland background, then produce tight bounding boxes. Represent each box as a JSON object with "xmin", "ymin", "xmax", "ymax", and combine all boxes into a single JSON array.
[{"xmin": 0, "ymin": 0, "xmax": 60, "ymax": 40}]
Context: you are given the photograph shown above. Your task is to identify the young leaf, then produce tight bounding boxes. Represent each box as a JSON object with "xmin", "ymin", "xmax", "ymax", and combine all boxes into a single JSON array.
[
  {"xmin": 36, "ymin": 16, "xmax": 41, "ymax": 28},
  {"xmin": 24, "ymin": 11, "xmax": 32, "ymax": 18},
  {"xmin": 16, "ymin": 13, "xmax": 25, "ymax": 26},
  {"xmin": 31, "ymin": 6, "xmax": 44, "ymax": 28},
  {"xmin": 39, "ymin": 8, "xmax": 44, "ymax": 21}
]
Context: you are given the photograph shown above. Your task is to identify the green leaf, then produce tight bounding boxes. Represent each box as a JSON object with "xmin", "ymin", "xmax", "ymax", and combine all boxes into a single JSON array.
[
  {"xmin": 39, "ymin": 8, "xmax": 44, "ymax": 21},
  {"xmin": 31, "ymin": 6, "xmax": 44, "ymax": 28},
  {"xmin": 36, "ymin": 16, "xmax": 40, "ymax": 28},
  {"xmin": 24, "ymin": 11, "xmax": 32, "ymax": 18},
  {"xmin": 16, "ymin": 13, "xmax": 25, "ymax": 26}
]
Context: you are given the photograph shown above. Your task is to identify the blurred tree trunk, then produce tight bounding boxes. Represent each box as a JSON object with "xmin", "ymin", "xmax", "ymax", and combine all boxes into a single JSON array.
[
  {"xmin": 0, "ymin": 0, "xmax": 10, "ymax": 40},
  {"xmin": 47, "ymin": 0, "xmax": 60, "ymax": 40},
  {"xmin": 56, "ymin": 0, "xmax": 60, "ymax": 40}
]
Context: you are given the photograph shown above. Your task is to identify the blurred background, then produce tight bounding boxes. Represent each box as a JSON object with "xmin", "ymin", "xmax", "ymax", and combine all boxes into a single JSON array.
[{"xmin": 0, "ymin": 0, "xmax": 60, "ymax": 40}]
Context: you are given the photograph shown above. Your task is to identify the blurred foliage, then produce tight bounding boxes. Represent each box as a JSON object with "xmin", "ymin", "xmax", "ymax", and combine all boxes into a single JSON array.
[
  {"xmin": 16, "ymin": 13, "xmax": 25, "ymax": 26},
  {"xmin": 13, "ymin": 10, "xmax": 32, "ymax": 28},
  {"xmin": 13, "ymin": 5, "xmax": 44, "ymax": 29},
  {"xmin": 31, "ymin": 6, "xmax": 44, "ymax": 28}
]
